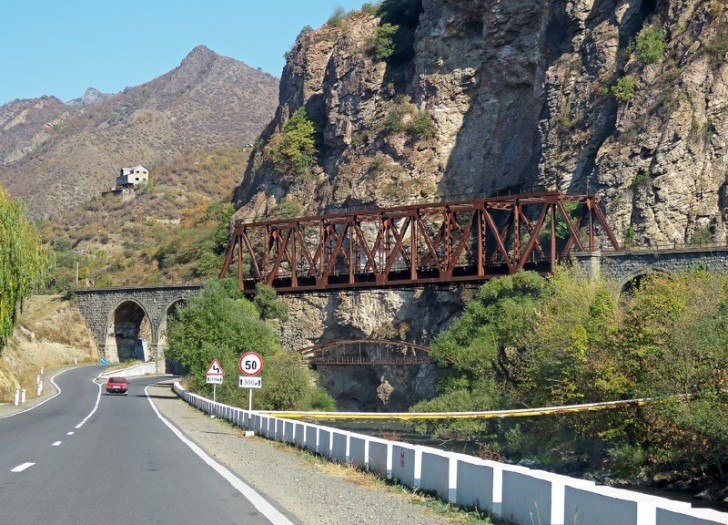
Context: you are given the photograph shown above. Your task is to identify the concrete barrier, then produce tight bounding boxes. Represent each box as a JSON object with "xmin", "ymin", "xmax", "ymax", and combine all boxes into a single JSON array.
[
  {"xmin": 657, "ymin": 507, "xmax": 728, "ymax": 525},
  {"xmin": 565, "ymin": 484, "xmax": 692, "ymax": 525},
  {"xmin": 420, "ymin": 449, "xmax": 456, "ymax": 502},
  {"xmin": 172, "ymin": 383, "xmax": 728, "ymax": 525},
  {"xmin": 367, "ymin": 437, "xmax": 392, "ymax": 479},
  {"xmin": 318, "ymin": 428, "xmax": 332, "ymax": 457},
  {"xmin": 455, "ymin": 456, "xmax": 500, "ymax": 515},
  {"xmin": 284, "ymin": 420, "xmax": 296, "ymax": 444},
  {"xmin": 304, "ymin": 425, "xmax": 318, "ymax": 454},
  {"xmin": 294, "ymin": 422, "xmax": 307, "ymax": 448},
  {"xmin": 391, "ymin": 443, "xmax": 422, "ymax": 489},
  {"xmin": 349, "ymin": 434, "xmax": 368, "ymax": 470},
  {"xmin": 331, "ymin": 430, "xmax": 350, "ymax": 463}
]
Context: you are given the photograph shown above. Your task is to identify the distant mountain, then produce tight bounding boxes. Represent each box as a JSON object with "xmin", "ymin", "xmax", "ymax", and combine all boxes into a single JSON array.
[{"xmin": 0, "ymin": 45, "xmax": 279, "ymax": 220}]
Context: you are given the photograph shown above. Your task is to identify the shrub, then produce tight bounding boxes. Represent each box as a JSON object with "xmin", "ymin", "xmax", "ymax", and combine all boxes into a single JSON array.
[
  {"xmin": 265, "ymin": 107, "xmax": 318, "ymax": 177},
  {"xmin": 380, "ymin": 98, "xmax": 435, "ymax": 141},
  {"xmin": 630, "ymin": 169, "xmax": 648, "ymax": 188},
  {"xmin": 692, "ymin": 226, "xmax": 712, "ymax": 245},
  {"xmin": 327, "ymin": 6, "xmax": 348, "ymax": 27},
  {"xmin": 625, "ymin": 225, "xmax": 636, "ymax": 247},
  {"xmin": 371, "ymin": 23, "xmax": 398, "ymax": 62},
  {"xmin": 296, "ymin": 24, "xmax": 313, "ymax": 41},
  {"xmin": 361, "ymin": 2, "xmax": 380, "ymax": 16},
  {"xmin": 634, "ymin": 25, "xmax": 667, "ymax": 64},
  {"xmin": 407, "ymin": 111, "xmax": 436, "ymax": 140},
  {"xmin": 607, "ymin": 444, "xmax": 647, "ymax": 477},
  {"xmin": 613, "ymin": 75, "xmax": 638, "ymax": 103}
]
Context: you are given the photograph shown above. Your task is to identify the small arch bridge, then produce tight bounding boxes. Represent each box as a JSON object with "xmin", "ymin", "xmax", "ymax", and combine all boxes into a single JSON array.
[{"xmin": 298, "ymin": 339, "xmax": 433, "ymax": 366}]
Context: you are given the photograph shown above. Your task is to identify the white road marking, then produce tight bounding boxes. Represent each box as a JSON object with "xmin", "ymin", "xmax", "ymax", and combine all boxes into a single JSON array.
[
  {"xmin": 52, "ymin": 441, "xmax": 62, "ymax": 447},
  {"xmin": 75, "ymin": 382, "xmax": 102, "ymax": 429},
  {"xmin": 66, "ymin": 431, "xmax": 74, "ymax": 435},
  {"xmin": 11, "ymin": 463, "xmax": 35, "ymax": 472},
  {"xmin": 145, "ymin": 385, "xmax": 295, "ymax": 525}
]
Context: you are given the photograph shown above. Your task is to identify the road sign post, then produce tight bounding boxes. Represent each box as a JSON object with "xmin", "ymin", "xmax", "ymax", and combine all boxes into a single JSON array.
[
  {"xmin": 238, "ymin": 352, "xmax": 263, "ymax": 411},
  {"xmin": 205, "ymin": 358, "xmax": 225, "ymax": 403}
]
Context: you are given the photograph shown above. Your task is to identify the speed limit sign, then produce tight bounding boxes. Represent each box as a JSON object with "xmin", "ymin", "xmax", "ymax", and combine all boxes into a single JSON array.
[{"xmin": 239, "ymin": 352, "xmax": 264, "ymax": 376}]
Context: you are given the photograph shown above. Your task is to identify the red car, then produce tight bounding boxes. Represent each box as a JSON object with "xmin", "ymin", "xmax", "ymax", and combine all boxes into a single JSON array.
[{"xmin": 105, "ymin": 376, "xmax": 128, "ymax": 395}]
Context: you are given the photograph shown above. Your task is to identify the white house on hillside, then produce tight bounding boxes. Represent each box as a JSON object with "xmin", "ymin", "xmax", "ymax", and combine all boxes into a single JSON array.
[{"xmin": 116, "ymin": 165, "xmax": 149, "ymax": 188}]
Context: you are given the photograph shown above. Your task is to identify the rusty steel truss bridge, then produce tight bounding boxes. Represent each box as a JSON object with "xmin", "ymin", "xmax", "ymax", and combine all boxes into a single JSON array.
[{"xmin": 220, "ymin": 191, "xmax": 621, "ymax": 294}]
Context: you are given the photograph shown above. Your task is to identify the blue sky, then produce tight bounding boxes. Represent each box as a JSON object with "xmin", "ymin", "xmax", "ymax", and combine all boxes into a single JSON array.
[{"xmin": 0, "ymin": 0, "xmax": 367, "ymax": 106}]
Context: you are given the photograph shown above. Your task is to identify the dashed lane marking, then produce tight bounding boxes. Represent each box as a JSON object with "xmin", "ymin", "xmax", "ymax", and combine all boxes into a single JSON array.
[{"xmin": 11, "ymin": 463, "xmax": 35, "ymax": 472}]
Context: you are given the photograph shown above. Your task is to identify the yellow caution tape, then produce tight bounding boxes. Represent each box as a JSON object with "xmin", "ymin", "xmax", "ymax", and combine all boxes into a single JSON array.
[{"xmin": 257, "ymin": 396, "xmax": 664, "ymax": 420}]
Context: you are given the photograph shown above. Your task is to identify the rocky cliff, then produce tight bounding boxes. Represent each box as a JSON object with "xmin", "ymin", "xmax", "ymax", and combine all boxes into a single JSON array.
[
  {"xmin": 234, "ymin": 0, "xmax": 728, "ymax": 247},
  {"xmin": 230, "ymin": 1, "xmax": 728, "ymax": 409}
]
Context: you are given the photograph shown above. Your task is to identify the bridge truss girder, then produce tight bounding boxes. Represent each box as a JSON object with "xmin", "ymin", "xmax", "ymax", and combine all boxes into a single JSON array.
[
  {"xmin": 220, "ymin": 191, "xmax": 620, "ymax": 294},
  {"xmin": 298, "ymin": 339, "xmax": 432, "ymax": 366}
]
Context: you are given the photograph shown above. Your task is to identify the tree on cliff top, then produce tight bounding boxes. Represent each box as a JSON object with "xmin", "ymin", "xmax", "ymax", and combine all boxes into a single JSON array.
[{"xmin": 0, "ymin": 184, "xmax": 49, "ymax": 348}]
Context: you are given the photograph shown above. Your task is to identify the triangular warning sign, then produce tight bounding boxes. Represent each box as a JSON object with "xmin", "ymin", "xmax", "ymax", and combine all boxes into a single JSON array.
[{"xmin": 206, "ymin": 358, "xmax": 225, "ymax": 376}]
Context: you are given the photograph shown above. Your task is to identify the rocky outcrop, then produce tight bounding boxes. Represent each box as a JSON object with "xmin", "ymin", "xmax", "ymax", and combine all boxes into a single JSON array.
[
  {"xmin": 279, "ymin": 286, "xmax": 471, "ymax": 410},
  {"xmin": 232, "ymin": 1, "xmax": 728, "ymax": 408},
  {"xmin": 235, "ymin": 0, "xmax": 728, "ymax": 245}
]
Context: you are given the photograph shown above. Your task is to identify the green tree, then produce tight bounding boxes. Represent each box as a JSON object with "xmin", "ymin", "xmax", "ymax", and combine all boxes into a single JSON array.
[
  {"xmin": 412, "ymin": 271, "xmax": 549, "ymax": 440},
  {"xmin": 634, "ymin": 25, "xmax": 667, "ymax": 64},
  {"xmin": 613, "ymin": 75, "xmax": 638, "ymax": 103},
  {"xmin": 166, "ymin": 278, "xmax": 332, "ymax": 410},
  {"xmin": 253, "ymin": 283, "xmax": 289, "ymax": 321},
  {"xmin": 612, "ymin": 270, "xmax": 728, "ymax": 473},
  {"xmin": 266, "ymin": 107, "xmax": 318, "ymax": 177},
  {"xmin": 371, "ymin": 23, "xmax": 397, "ymax": 62},
  {"xmin": 0, "ymin": 185, "xmax": 50, "ymax": 346}
]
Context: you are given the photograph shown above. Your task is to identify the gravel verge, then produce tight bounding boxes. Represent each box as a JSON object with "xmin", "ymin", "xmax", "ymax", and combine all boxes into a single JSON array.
[{"xmin": 148, "ymin": 381, "xmax": 474, "ymax": 525}]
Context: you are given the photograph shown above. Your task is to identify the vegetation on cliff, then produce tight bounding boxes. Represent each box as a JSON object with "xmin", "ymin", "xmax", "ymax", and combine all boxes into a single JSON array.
[{"xmin": 413, "ymin": 267, "xmax": 728, "ymax": 487}]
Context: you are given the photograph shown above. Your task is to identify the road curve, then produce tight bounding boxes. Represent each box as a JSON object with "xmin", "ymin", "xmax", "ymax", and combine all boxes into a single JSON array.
[{"xmin": 0, "ymin": 366, "xmax": 296, "ymax": 525}]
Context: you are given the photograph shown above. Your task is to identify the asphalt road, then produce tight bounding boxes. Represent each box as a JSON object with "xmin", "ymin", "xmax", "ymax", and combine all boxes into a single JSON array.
[{"xmin": 0, "ymin": 366, "xmax": 296, "ymax": 525}]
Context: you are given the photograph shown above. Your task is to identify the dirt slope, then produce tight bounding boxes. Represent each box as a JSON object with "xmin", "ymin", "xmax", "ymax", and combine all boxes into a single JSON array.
[{"xmin": 0, "ymin": 295, "xmax": 96, "ymax": 403}]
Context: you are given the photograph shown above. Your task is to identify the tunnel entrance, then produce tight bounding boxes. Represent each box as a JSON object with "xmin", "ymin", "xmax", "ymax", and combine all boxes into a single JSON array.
[{"xmin": 106, "ymin": 301, "xmax": 151, "ymax": 363}]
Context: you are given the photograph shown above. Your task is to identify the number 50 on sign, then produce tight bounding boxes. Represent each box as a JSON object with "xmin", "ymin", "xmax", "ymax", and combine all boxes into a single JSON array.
[{"xmin": 239, "ymin": 352, "xmax": 263, "ymax": 376}]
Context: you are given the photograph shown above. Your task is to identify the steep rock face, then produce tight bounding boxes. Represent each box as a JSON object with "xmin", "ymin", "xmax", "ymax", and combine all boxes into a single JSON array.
[
  {"xmin": 234, "ymin": 0, "xmax": 728, "ymax": 244},
  {"xmin": 232, "ymin": 1, "xmax": 728, "ymax": 407},
  {"xmin": 279, "ymin": 287, "xmax": 470, "ymax": 410}
]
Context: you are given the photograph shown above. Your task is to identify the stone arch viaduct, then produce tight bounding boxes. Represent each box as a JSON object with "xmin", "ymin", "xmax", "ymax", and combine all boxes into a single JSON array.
[
  {"xmin": 75, "ymin": 247, "xmax": 728, "ymax": 371},
  {"xmin": 75, "ymin": 284, "xmax": 202, "ymax": 373}
]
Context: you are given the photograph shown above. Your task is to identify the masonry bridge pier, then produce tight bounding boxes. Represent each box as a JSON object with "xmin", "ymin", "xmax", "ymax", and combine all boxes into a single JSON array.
[{"xmin": 74, "ymin": 191, "xmax": 728, "ymax": 370}]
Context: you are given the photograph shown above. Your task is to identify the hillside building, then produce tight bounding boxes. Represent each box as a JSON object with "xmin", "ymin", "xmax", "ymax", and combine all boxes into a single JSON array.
[
  {"xmin": 116, "ymin": 165, "xmax": 149, "ymax": 188},
  {"xmin": 101, "ymin": 165, "xmax": 150, "ymax": 199}
]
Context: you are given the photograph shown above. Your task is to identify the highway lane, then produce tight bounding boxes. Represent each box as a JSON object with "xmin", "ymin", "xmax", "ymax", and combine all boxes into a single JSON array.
[{"xmin": 0, "ymin": 367, "xmax": 296, "ymax": 525}]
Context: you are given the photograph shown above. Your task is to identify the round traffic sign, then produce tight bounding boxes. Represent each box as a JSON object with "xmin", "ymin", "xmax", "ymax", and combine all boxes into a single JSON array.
[{"xmin": 239, "ymin": 352, "xmax": 264, "ymax": 376}]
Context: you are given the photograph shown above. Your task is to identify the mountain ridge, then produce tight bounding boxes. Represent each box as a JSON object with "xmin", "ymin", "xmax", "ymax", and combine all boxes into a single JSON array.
[{"xmin": 0, "ymin": 45, "xmax": 279, "ymax": 220}]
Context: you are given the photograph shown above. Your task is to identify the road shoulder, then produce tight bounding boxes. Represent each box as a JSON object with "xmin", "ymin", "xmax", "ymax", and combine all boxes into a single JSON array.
[{"xmin": 147, "ymin": 382, "xmax": 468, "ymax": 525}]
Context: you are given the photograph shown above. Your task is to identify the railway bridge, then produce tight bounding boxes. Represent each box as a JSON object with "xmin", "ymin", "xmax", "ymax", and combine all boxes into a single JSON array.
[{"xmin": 74, "ymin": 192, "xmax": 728, "ymax": 371}]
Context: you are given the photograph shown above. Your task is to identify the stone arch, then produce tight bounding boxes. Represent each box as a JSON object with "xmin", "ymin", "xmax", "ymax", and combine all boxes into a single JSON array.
[
  {"xmin": 104, "ymin": 298, "xmax": 153, "ymax": 364},
  {"xmin": 156, "ymin": 297, "xmax": 189, "ymax": 375},
  {"xmin": 619, "ymin": 267, "xmax": 668, "ymax": 293}
]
